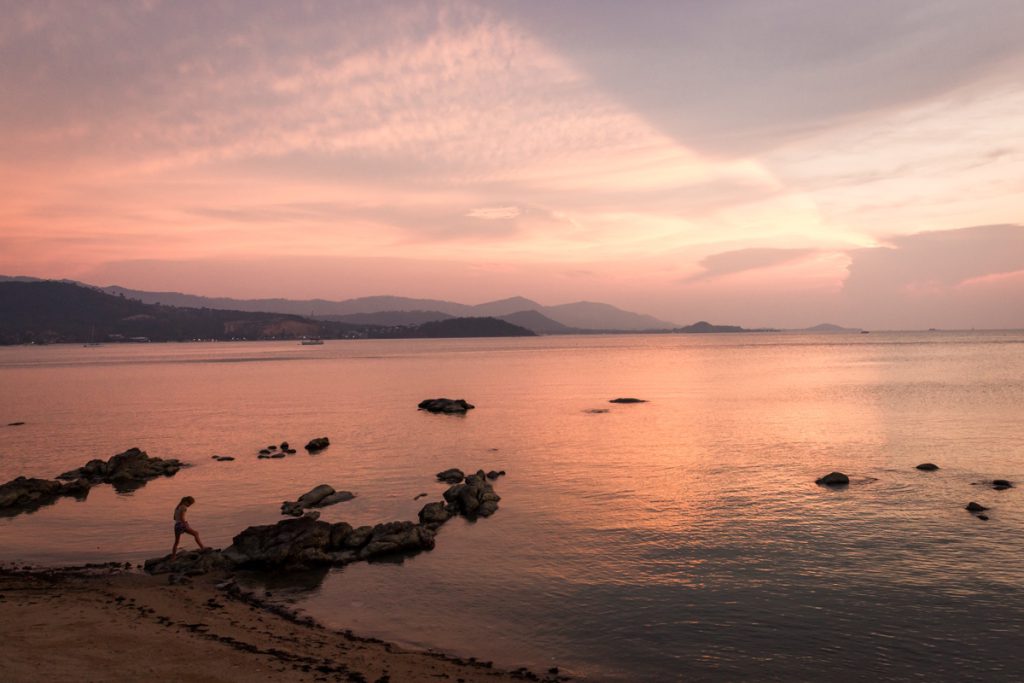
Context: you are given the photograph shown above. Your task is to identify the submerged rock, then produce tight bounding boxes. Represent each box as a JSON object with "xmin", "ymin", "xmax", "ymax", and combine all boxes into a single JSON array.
[
  {"xmin": 915, "ymin": 463, "xmax": 940, "ymax": 471},
  {"xmin": 965, "ymin": 501, "xmax": 989, "ymax": 512},
  {"xmin": 609, "ymin": 398, "xmax": 647, "ymax": 404},
  {"xmin": 418, "ymin": 398, "xmax": 475, "ymax": 414},
  {"xmin": 436, "ymin": 468, "xmax": 465, "ymax": 484},
  {"xmin": 992, "ymin": 479, "xmax": 1013, "ymax": 490},
  {"xmin": 7, "ymin": 421, "xmax": 26, "ymax": 426},
  {"xmin": 305, "ymin": 437, "xmax": 330, "ymax": 452},
  {"xmin": 816, "ymin": 472, "xmax": 850, "ymax": 486}
]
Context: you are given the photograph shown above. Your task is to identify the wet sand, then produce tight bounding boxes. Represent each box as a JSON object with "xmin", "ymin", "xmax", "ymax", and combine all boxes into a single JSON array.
[{"xmin": 0, "ymin": 564, "xmax": 562, "ymax": 683}]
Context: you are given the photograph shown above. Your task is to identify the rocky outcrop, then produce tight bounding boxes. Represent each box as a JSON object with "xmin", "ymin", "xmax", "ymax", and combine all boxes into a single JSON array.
[
  {"xmin": 220, "ymin": 516, "xmax": 436, "ymax": 568},
  {"xmin": 443, "ymin": 469, "xmax": 501, "ymax": 517},
  {"xmin": 609, "ymin": 398, "xmax": 647, "ymax": 404},
  {"xmin": 0, "ymin": 476, "xmax": 90, "ymax": 515},
  {"xmin": 436, "ymin": 468, "xmax": 465, "ymax": 484},
  {"xmin": 816, "ymin": 471, "xmax": 850, "ymax": 486},
  {"xmin": 57, "ymin": 447, "xmax": 184, "ymax": 491},
  {"xmin": 418, "ymin": 398, "xmax": 475, "ymax": 414},
  {"xmin": 915, "ymin": 463, "xmax": 939, "ymax": 471},
  {"xmin": 281, "ymin": 484, "xmax": 355, "ymax": 516},
  {"xmin": 143, "ymin": 548, "xmax": 234, "ymax": 575},
  {"xmin": 305, "ymin": 437, "xmax": 330, "ymax": 452}
]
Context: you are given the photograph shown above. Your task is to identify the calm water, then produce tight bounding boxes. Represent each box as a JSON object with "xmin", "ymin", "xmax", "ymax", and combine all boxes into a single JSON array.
[{"xmin": 1, "ymin": 333, "xmax": 1023, "ymax": 681}]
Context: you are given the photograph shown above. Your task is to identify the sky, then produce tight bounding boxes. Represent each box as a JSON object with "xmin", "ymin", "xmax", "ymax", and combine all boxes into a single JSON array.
[{"xmin": 1, "ymin": 0, "xmax": 1023, "ymax": 329}]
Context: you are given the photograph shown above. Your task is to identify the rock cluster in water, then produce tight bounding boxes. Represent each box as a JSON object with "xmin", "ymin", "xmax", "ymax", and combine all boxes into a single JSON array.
[
  {"xmin": 145, "ymin": 467, "xmax": 503, "ymax": 575},
  {"xmin": 418, "ymin": 398, "xmax": 475, "ymax": 414},
  {"xmin": 0, "ymin": 447, "xmax": 184, "ymax": 516},
  {"xmin": 280, "ymin": 484, "xmax": 355, "ymax": 517}
]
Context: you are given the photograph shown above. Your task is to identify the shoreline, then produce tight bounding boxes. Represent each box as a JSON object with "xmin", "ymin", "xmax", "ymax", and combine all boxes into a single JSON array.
[{"xmin": 0, "ymin": 563, "xmax": 569, "ymax": 683}]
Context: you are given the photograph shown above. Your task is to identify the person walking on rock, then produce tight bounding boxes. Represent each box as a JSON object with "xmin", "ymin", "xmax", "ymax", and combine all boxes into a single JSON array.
[{"xmin": 171, "ymin": 496, "xmax": 205, "ymax": 558}]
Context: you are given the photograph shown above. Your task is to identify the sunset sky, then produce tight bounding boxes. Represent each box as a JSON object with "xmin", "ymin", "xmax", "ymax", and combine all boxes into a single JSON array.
[{"xmin": 2, "ymin": 0, "xmax": 1023, "ymax": 328}]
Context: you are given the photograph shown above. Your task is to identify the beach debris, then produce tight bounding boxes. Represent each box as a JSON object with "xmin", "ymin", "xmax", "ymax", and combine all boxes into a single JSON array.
[
  {"xmin": 915, "ymin": 463, "xmax": 940, "ymax": 471},
  {"xmin": 281, "ymin": 484, "xmax": 355, "ymax": 516},
  {"xmin": 304, "ymin": 436, "xmax": 330, "ymax": 452},
  {"xmin": 816, "ymin": 471, "xmax": 850, "ymax": 486},
  {"xmin": 436, "ymin": 468, "xmax": 465, "ymax": 484},
  {"xmin": 965, "ymin": 501, "xmax": 989, "ymax": 512},
  {"xmin": 418, "ymin": 398, "xmax": 475, "ymax": 414},
  {"xmin": 992, "ymin": 479, "xmax": 1013, "ymax": 490},
  {"xmin": 609, "ymin": 397, "xmax": 647, "ymax": 404}
]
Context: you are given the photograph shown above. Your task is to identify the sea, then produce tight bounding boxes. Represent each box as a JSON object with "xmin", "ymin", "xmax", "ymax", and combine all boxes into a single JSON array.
[{"xmin": 1, "ymin": 332, "xmax": 1022, "ymax": 681}]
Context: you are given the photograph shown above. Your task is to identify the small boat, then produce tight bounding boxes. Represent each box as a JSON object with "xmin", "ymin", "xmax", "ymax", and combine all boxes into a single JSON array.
[{"xmin": 300, "ymin": 339, "xmax": 324, "ymax": 345}]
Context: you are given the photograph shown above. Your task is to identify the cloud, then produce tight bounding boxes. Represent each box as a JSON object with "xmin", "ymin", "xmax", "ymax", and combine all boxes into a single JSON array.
[
  {"xmin": 496, "ymin": 0, "xmax": 1024, "ymax": 155},
  {"xmin": 682, "ymin": 247, "xmax": 820, "ymax": 283}
]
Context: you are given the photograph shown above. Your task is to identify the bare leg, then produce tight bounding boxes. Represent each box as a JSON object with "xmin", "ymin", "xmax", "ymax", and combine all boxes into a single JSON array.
[
  {"xmin": 185, "ymin": 527, "xmax": 205, "ymax": 550},
  {"xmin": 172, "ymin": 531, "xmax": 182, "ymax": 558}
]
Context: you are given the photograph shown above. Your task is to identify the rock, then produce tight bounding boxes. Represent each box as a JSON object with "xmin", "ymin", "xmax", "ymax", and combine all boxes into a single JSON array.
[
  {"xmin": 585, "ymin": 409, "xmax": 610, "ymax": 414},
  {"xmin": 443, "ymin": 470, "xmax": 501, "ymax": 518},
  {"xmin": 816, "ymin": 472, "xmax": 850, "ymax": 486},
  {"xmin": 413, "ymin": 492, "xmax": 428, "ymax": 500},
  {"xmin": 358, "ymin": 521, "xmax": 435, "ymax": 560},
  {"xmin": 285, "ymin": 448, "xmax": 297, "ymax": 454},
  {"xmin": 54, "ymin": 448, "xmax": 183, "ymax": 492},
  {"xmin": 329, "ymin": 522, "xmax": 353, "ymax": 548},
  {"xmin": 257, "ymin": 454, "xmax": 270, "ymax": 459},
  {"xmin": 143, "ymin": 548, "xmax": 233, "ymax": 575},
  {"xmin": 282, "ymin": 485, "xmax": 355, "ymax": 516},
  {"xmin": 305, "ymin": 437, "xmax": 330, "ymax": 452},
  {"xmin": 213, "ymin": 456, "xmax": 235, "ymax": 462},
  {"xmin": 270, "ymin": 452, "xmax": 285, "ymax": 459},
  {"xmin": 418, "ymin": 398, "xmax": 475, "ymax": 414},
  {"xmin": 436, "ymin": 468, "xmax": 465, "ymax": 484},
  {"xmin": 418, "ymin": 501, "xmax": 451, "ymax": 526},
  {"xmin": 915, "ymin": 463, "xmax": 940, "ymax": 471},
  {"xmin": 609, "ymin": 398, "xmax": 647, "ymax": 404},
  {"xmin": 280, "ymin": 441, "xmax": 289, "ymax": 450},
  {"xmin": 7, "ymin": 421, "xmax": 25, "ymax": 426},
  {"xmin": 268, "ymin": 445, "xmax": 278, "ymax": 451},
  {"xmin": 302, "ymin": 510, "xmax": 321, "ymax": 521},
  {"xmin": 978, "ymin": 514, "xmax": 989, "ymax": 521},
  {"xmin": 486, "ymin": 470, "xmax": 505, "ymax": 480},
  {"xmin": 992, "ymin": 479, "xmax": 1013, "ymax": 490},
  {"xmin": 0, "ymin": 476, "xmax": 91, "ymax": 513},
  {"xmin": 259, "ymin": 449, "xmax": 271, "ymax": 455},
  {"xmin": 966, "ymin": 502, "xmax": 989, "ymax": 512},
  {"xmin": 223, "ymin": 516, "xmax": 333, "ymax": 568}
]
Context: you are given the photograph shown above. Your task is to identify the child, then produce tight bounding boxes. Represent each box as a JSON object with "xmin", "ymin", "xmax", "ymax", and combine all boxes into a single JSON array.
[{"xmin": 171, "ymin": 496, "xmax": 205, "ymax": 558}]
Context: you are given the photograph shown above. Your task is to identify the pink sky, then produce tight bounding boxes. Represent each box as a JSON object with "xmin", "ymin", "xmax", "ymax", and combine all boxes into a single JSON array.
[{"xmin": 2, "ymin": 1, "xmax": 1023, "ymax": 328}]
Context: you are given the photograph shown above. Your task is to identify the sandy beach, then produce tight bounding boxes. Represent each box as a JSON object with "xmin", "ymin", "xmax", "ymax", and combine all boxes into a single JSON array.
[{"xmin": 0, "ymin": 564, "xmax": 561, "ymax": 683}]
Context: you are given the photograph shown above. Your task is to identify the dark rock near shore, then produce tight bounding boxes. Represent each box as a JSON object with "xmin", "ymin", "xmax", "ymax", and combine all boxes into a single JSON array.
[
  {"xmin": 143, "ymin": 548, "xmax": 234, "ymax": 575},
  {"xmin": 418, "ymin": 501, "xmax": 451, "ymax": 527},
  {"xmin": 816, "ymin": 471, "xmax": 850, "ymax": 486},
  {"xmin": 7, "ymin": 421, "xmax": 25, "ymax": 426},
  {"xmin": 609, "ymin": 397, "xmax": 647, "ymax": 404},
  {"xmin": 54, "ymin": 448, "xmax": 184, "ymax": 493},
  {"xmin": 436, "ymin": 468, "xmax": 465, "ymax": 484},
  {"xmin": 0, "ymin": 476, "xmax": 90, "ymax": 515},
  {"xmin": 213, "ymin": 455, "xmax": 235, "ymax": 462},
  {"xmin": 280, "ymin": 441, "xmax": 289, "ymax": 450},
  {"xmin": 992, "ymin": 479, "xmax": 1013, "ymax": 490},
  {"xmin": 966, "ymin": 501, "xmax": 989, "ymax": 512},
  {"xmin": 281, "ymin": 484, "xmax": 355, "ymax": 516},
  {"xmin": 305, "ymin": 437, "xmax": 330, "ymax": 452},
  {"xmin": 418, "ymin": 398, "xmax": 475, "ymax": 414},
  {"xmin": 443, "ymin": 470, "xmax": 501, "ymax": 517},
  {"xmin": 915, "ymin": 463, "xmax": 940, "ymax": 471},
  {"xmin": 486, "ymin": 470, "xmax": 505, "ymax": 480}
]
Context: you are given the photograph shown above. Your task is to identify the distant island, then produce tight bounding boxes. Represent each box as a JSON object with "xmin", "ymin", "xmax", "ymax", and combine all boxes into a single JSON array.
[{"xmin": 0, "ymin": 281, "xmax": 535, "ymax": 344}]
